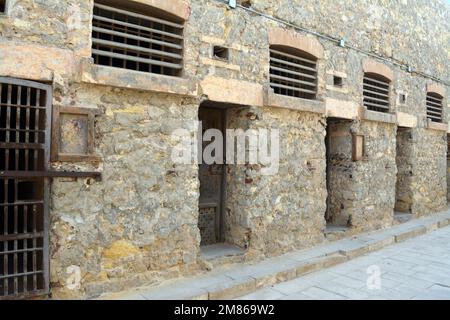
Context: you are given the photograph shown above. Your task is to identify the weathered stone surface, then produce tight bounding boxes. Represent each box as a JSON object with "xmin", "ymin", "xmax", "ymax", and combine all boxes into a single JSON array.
[{"xmin": 0, "ymin": 0, "xmax": 448, "ymax": 300}]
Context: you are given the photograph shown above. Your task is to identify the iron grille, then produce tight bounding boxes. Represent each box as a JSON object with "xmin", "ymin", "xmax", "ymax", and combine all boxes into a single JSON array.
[
  {"xmin": 269, "ymin": 47, "xmax": 317, "ymax": 100},
  {"xmin": 92, "ymin": 1, "xmax": 184, "ymax": 76},
  {"xmin": 426, "ymin": 92, "xmax": 443, "ymax": 123},
  {"xmin": 363, "ymin": 74, "xmax": 390, "ymax": 112},
  {"xmin": 0, "ymin": 77, "xmax": 51, "ymax": 299}
]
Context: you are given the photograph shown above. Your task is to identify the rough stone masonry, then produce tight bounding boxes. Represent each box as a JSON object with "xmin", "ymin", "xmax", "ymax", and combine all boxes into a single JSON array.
[{"xmin": 0, "ymin": 0, "xmax": 448, "ymax": 299}]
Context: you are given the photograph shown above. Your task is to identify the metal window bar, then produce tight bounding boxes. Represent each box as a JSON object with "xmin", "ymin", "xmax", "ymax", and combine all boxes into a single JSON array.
[
  {"xmin": 269, "ymin": 48, "xmax": 317, "ymax": 100},
  {"xmin": 0, "ymin": 77, "xmax": 51, "ymax": 299},
  {"xmin": 426, "ymin": 93, "xmax": 443, "ymax": 123},
  {"xmin": 363, "ymin": 75, "xmax": 390, "ymax": 113},
  {"xmin": 92, "ymin": 2, "xmax": 184, "ymax": 76}
]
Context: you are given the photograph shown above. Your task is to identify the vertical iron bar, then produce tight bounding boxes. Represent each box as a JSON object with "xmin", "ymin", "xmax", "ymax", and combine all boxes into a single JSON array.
[
  {"xmin": 23, "ymin": 204, "xmax": 28, "ymax": 293},
  {"xmin": 13, "ymin": 179, "xmax": 18, "ymax": 295},
  {"xmin": 3, "ymin": 179, "xmax": 8, "ymax": 295},
  {"xmin": 32, "ymin": 203, "xmax": 37, "ymax": 291}
]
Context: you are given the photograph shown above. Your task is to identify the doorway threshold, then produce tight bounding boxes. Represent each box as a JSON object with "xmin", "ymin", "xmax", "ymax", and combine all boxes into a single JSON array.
[
  {"xmin": 201, "ymin": 243, "xmax": 246, "ymax": 268},
  {"xmin": 324, "ymin": 224, "xmax": 349, "ymax": 241},
  {"xmin": 394, "ymin": 211, "xmax": 413, "ymax": 224}
]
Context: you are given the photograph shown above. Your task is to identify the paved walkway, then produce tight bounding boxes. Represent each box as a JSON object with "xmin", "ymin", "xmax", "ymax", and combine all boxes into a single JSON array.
[{"xmin": 238, "ymin": 225, "xmax": 450, "ymax": 300}]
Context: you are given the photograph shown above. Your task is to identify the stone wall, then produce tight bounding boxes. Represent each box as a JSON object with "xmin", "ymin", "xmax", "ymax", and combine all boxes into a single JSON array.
[
  {"xmin": 50, "ymin": 84, "xmax": 201, "ymax": 298},
  {"xmin": 409, "ymin": 128, "xmax": 448, "ymax": 216},
  {"xmin": 348, "ymin": 120, "xmax": 397, "ymax": 231},
  {"xmin": 225, "ymin": 107, "xmax": 327, "ymax": 257},
  {"xmin": 0, "ymin": 0, "xmax": 448, "ymax": 299}
]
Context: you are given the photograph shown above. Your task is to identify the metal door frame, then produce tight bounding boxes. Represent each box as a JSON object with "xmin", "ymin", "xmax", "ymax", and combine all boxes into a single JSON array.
[{"xmin": 0, "ymin": 76, "xmax": 52, "ymax": 299}]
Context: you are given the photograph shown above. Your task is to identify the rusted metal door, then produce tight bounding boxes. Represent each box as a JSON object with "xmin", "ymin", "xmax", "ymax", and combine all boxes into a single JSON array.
[
  {"xmin": 0, "ymin": 77, "xmax": 51, "ymax": 299},
  {"xmin": 198, "ymin": 107, "xmax": 226, "ymax": 246}
]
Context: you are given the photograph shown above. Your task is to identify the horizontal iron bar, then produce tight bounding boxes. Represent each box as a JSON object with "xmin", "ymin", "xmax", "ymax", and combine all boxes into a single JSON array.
[
  {"xmin": 270, "ymin": 57, "xmax": 317, "ymax": 72},
  {"xmin": 363, "ymin": 77, "xmax": 390, "ymax": 87},
  {"xmin": 426, "ymin": 101, "xmax": 443, "ymax": 108},
  {"xmin": 92, "ymin": 49, "xmax": 182, "ymax": 69},
  {"xmin": 0, "ymin": 247, "xmax": 43, "ymax": 255},
  {"xmin": 94, "ymin": 3, "xmax": 184, "ymax": 29},
  {"xmin": 363, "ymin": 94, "xmax": 390, "ymax": 104},
  {"xmin": 0, "ymin": 200, "xmax": 44, "ymax": 207},
  {"xmin": 92, "ymin": 38, "xmax": 182, "ymax": 60},
  {"xmin": 270, "ymin": 74, "xmax": 316, "ymax": 87},
  {"xmin": 0, "ymin": 104, "xmax": 46, "ymax": 110},
  {"xmin": 92, "ymin": 26, "xmax": 183, "ymax": 50},
  {"xmin": 269, "ymin": 48, "xmax": 316, "ymax": 65},
  {"xmin": 0, "ymin": 142, "xmax": 45, "ymax": 150},
  {"xmin": 93, "ymin": 15, "xmax": 184, "ymax": 40},
  {"xmin": 363, "ymin": 101, "xmax": 390, "ymax": 109},
  {"xmin": 427, "ymin": 95, "xmax": 443, "ymax": 103},
  {"xmin": 0, "ymin": 171, "xmax": 101, "ymax": 178},
  {"xmin": 270, "ymin": 82, "xmax": 316, "ymax": 94},
  {"xmin": 270, "ymin": 66, "xmax": 317, "ymax": 80},
  {"xmin": 363, "ymin": 83, "xmax": 389, "ymax": 94},
  {"xmin": 0, "ymin": 232, "xmax": 44, "ymax": 241},
  {"xmin": 0, "ymin": 270, "xmax": 43, "ymax": 280}
]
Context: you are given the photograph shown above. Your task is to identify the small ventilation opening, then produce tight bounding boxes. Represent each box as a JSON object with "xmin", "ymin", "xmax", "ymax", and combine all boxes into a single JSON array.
[
  {"xmin": 269, "ymin": 46, "xmax": 318, "ymax": 100},
  {"xmin": 333, "ymin": 76, "xmax": 343, "ymax": 87},
  {"xmin": 0, "ymin": 0, "xmax": 6, "ymax": 13},
  {"xmin": 363, "ymin": 73, "xmax": 390, "ymax": 113},
  {"xmin": 426, "ymin": 92, "xmax": 443, "ymax": 123},
  {"xmin": 213, "ymin": 46, "xmax": 229, "ymax": 61},
  {"xmin": 399, "ymin": 93, "xmax": 407, "ymax": 104}
]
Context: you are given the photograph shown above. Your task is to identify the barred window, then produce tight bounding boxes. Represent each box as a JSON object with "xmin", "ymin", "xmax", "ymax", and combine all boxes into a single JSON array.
[
  {"xmin": 426, "ymin": 92, "xmax": 444, "ymax": 123},
  {"xmin": 363, "ymin": 73, "xmax": 390, "ymax": 113},
  {"xmin": 92, "ymin": 0, "xmax": 184, "ymax": 76},
  {"xmin": 269, "ymin": 46, "xmax": 318, "ymax": 100}
]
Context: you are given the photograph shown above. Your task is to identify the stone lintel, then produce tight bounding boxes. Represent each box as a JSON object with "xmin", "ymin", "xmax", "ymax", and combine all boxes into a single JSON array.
[
  {"xmin": 427, "ymin": 119, "xmax": 448, "ymax": 132},
  {"xmin": 268, "ymin": 27, "xmax": 324, "ymax": 59},
  {"xmin": 426, "ymin": 82, "xmax": 446, "ymax": 97},
  {"xmin": 200, "ymin": 76, "xmax": 263, "ymax": 106},
  {"xmin": 264, "ymin": 88, "xmax": 325, "ymax": 114},
  {"xmin": 362, "ymin": 109, "xmax": 397, "ymax": 124},
  {"xmin": 396, "ymin": 112, "xmax": 417, "ymax": 128},
  {"xmin": 0, "ymin": 41, "xmax": 75, "ymax": 82},
  {"xmin": 325, "ymin": 98, "xmax": 362, "ymax": 120},
  {"xmin": 129, "ymin": 0, "xmax": 190, "ymax": 21},
  {"xmin": 362, "ymin": 58, "xmax": 394, "ymax": 82},
  {"xmin": 80, "ymin": 62, "xmax": 198, "ymax": 97}
]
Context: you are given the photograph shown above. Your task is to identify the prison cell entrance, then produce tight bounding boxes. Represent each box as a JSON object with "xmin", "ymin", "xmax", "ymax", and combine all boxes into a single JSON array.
[
  {"xmin": 198, "ymin": 106, "xmax": 226, "ymax": 246},
  {"xmin": 325, "ymin": 118, "xmax": 354, "ymax": 232},
  {"xmin": 395, "ymin": 127, "xmax": 413, "ymax": 215},
  {"xmin": 0, "ymin": 77, "xmax": 51, "ymax": 299}
]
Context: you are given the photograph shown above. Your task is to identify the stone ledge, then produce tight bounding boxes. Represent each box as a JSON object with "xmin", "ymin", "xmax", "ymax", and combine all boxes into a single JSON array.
[
  {"xmin": 100, "ymin": 209, "xmax": 450, "ymax": 300},
  {"xmin": 263, "ymin": 88, "xmax": 325, "ymax": 114},
  {"xmin": 426, "ymin": 119, "xmax": 448, "ymax": 132},
  {"xmin": 79, "ymin": 61, "xmax": 198, "ymax": 97},
  {"xmin": 362, "ymin": 109, "xmax": 397, "ymax": 124}
]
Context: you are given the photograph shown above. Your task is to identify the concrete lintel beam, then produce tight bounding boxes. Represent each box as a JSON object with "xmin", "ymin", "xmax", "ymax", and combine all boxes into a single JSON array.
[{"xmin": 396, "ymin": 112, "xmax": 418, "ymax": 128}]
